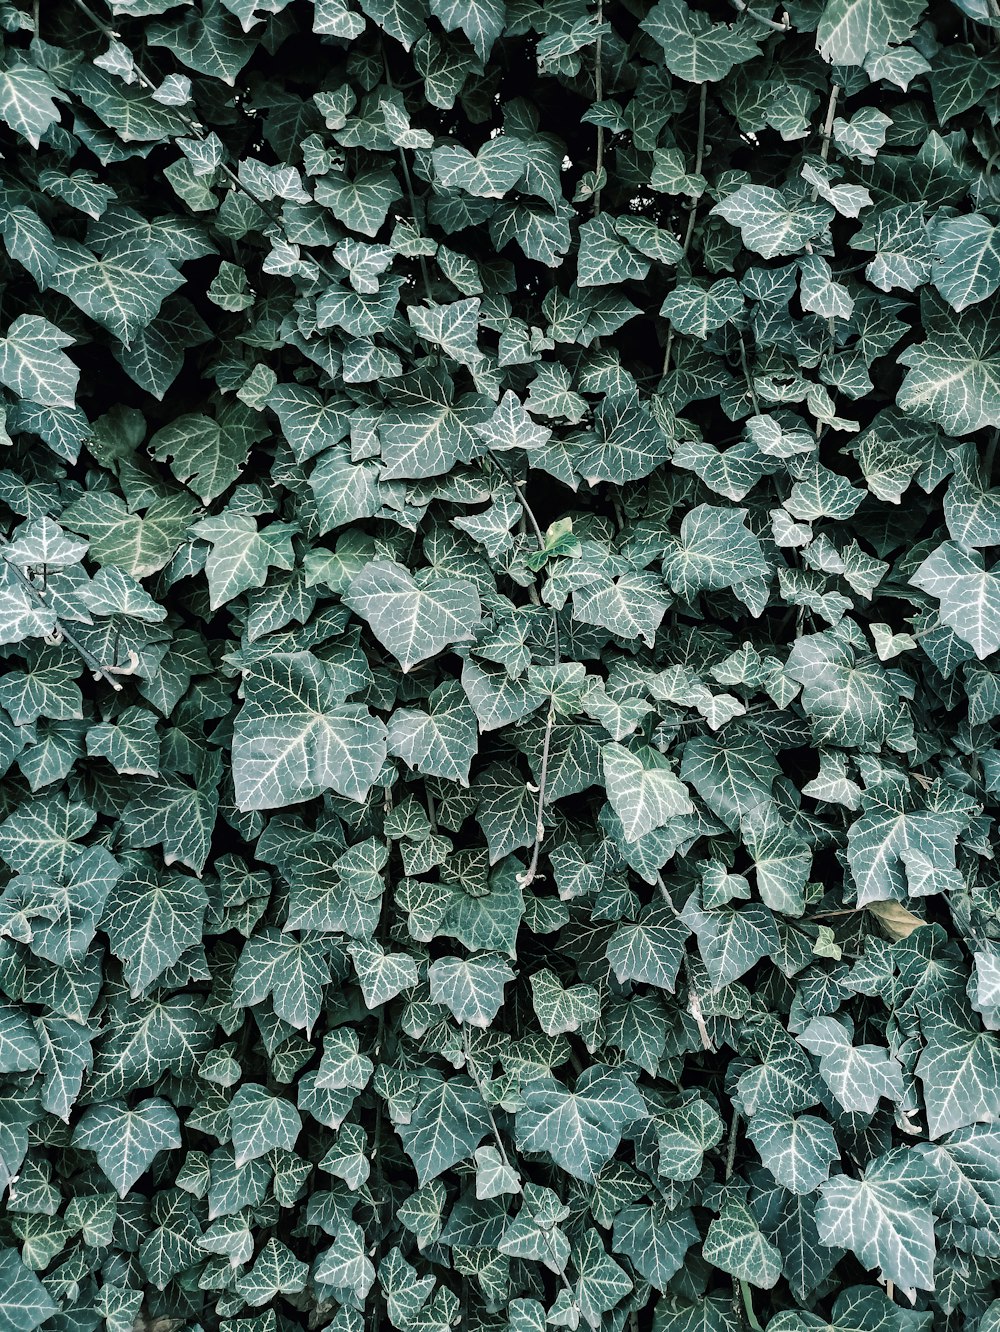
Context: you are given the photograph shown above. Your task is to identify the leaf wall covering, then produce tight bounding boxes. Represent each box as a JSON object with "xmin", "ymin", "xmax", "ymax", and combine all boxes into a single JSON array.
[{"xmin": 3, "ymin": 0, "xmax": 1000, "ymax": 1330}]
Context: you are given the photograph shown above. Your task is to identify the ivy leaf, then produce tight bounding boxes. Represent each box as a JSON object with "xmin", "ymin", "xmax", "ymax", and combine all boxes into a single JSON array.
[
  {"xmin": 0, "ymin": 1248, "xmax": 59, "ymax": 1331},
  {"xmin": 816, "ymin": 1149, "xmax": 936, "ymax": 1290},
  {"xmin": 661, "ymin": 504, "xmax": 770, "ymax": 598},
  {"xmin": 428, "ymin": 0, "xmax": 504, "ymax": 60},
  {"xmin": 149, "ymin": 411, "xmax": 252, "ymax": 505},
  {"xmin": 611, "ymin": 1203, "xmax": 699, "ymax": 1291},
  {"xmin": 916, "ymin": 1005, "xmax": 1000, "ymax": 1138},
  {"xmin": 911, "ymin": 541, "xmax": 1000, "ymax": 659},
  {"xmin": 747, "ymin": 1110, "xmax": 839, "ymax": 1194},
  {"xmin": 428, "ymin": 953, "xmax": 515, "ymax": 1027},
  {"xmin": 641, "ymin": 0, "xmax": 760, "ymax": 82},
  {"xmin": 932, "ymin": 214, "xmax": 1000, "ymax": 311},
  {"xmin": 229, "ymin": 1084, "xmax": 301, "ymax": 1166},
  {"xmin": 232, "ymin": 653, "xmax": 387, "ymax": 810},
  {"xmin": 0, "ymin": 316, "xmax": 78, "ymax": 409},
  {"xmin": 397, "ymin": 1077, "xmax": 492, "ymax": 1185},
  {"xmin": 388, "ymin": 679, "xmax": 478, "ymax": 785},
  {"xmin": 797, "ymin": 1016, "xmax": 903, "ymax": 1115},
  {"xmin": 897, "ymin": 296, "xmax": 1000, "ymax": 436},
  {"xmin": 702, "ymin": 1200, "xmax": 782, "ymax": 1289},
  {"xmin": 101, "ymin": 858, "xmax": 208, "ymax": 997},
  {"xmin": 190, "ymin": 513, "xmax": 296, "ymax": 610},
  {"xmin": 816, "ymin": 0, "xmax": 924, "ymax": 64},
  {"xmin": 606, "ymin": 905, "xmax": 689, "ymax": 991},
  {"xmin": 516, "ymin": 1068, "xmax": 645, "ymax": 1182},
  {"xmin": 602, "ymin": 744, "xmax": 694, "ymax": 842},
  {"xmin": 73, "ymin": 1098, "xmax": 181, "ymax": 1198},
  {"xmin": 345, "ymin": 559, "xmax": 482, "ymax": 672},
  {"xmin": 712, "ymin": 187, "xmax": 832, "ymax": 260},
  {"xmin": 47, "ymin": 239, "xmax": 184, "ymax": 347}
]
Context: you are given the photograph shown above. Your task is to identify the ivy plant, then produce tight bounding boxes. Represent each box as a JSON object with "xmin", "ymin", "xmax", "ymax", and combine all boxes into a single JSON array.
[{"xmin": 1, "ymin": 0, "xmax": 1000, "ymax": 1331}]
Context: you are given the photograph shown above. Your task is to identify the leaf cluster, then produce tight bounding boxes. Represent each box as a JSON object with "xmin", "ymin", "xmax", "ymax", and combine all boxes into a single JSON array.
[{"xmin": 1, "ymin": 1, "xmax": 1000, "ymax": 1331}]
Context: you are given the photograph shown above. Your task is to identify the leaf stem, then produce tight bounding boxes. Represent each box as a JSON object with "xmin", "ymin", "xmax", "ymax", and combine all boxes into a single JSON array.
[
  {"xmin": 730, "ymin": 0, "xmax": 790, "ymax": 32},
  {"xmin": 593, "ymin": 0, "xmax": 605, "ymax": 216},
  {"xmin": 680, "ymin": 83, "xmax": 708, "ymax": 258},
  {"xmin": 0, "ymin": 539, "xmax": 122, "ymax": 691},
  {"xmin": 490, "ymin": 461, "xmax": 558, "ymax": 888},
  {"xmin": 739, "ymin": 1280, "xmax": 764, "ymax": 1332}
]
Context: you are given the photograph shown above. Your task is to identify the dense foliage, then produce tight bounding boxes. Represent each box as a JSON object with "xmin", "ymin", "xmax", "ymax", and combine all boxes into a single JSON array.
[{"xmin": 4, "ymin": 0, "xmax": 1000, "ymax": 1329}]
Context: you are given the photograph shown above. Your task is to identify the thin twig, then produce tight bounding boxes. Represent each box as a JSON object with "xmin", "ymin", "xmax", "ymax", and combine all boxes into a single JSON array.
[
  {"xmin": 655, "ymin": 875, "xmax": 714, "ymax": 1051},
  {"xmin": 462, "ymin": 1025, "xmax": 579, "ymax": 1312},
  {"xmin": 730, "ymin": 0, "xmax": 790, "ymax": 32},
  {"xmin": 520, "ymin": 699, "xmax": 555, "ymax": 889},
  {"xmin": 725, "ymin": 1110, "xmax": 740, "ymax": 1179},
  {"xmin": 0, "ymin": 541, "xmax": 122, "ymax": 691},
  {"xmin": 592, "ymin": 0, "xmax": 604, "ymax": 216},
  {"xmin": 738, "ymin": 332, "xmax": 761, "ymax": 417},
  {"xmin": 489, "ymin": 461, "xmax": 559, "ymax": 889},
  {"xmin": 680, "ymin": 83, "xmax": 708, "ymax": 258},
  {"xmin": 382, "ymin": 42, "xmax": 433, "ymax": 298}
]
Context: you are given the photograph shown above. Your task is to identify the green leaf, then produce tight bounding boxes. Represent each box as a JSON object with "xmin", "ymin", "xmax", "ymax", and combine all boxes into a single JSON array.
[
  {"xmin": 48, "ymin": 238, "xmax": 184, "ymax": 347},
  {"xmin": 429, "ymin": 0, "xmax": 504, "ymax": 60},
  {"xmin": 0, "ymin": 62, "xmax": 63, "ymax": 148},
  {"xmin": 0, "ymin": 1248, "xmax": 58, "ymax": 1332},
  {"xmin": 897, "ymin": 296, "xmax": 1000, "ymax": 436},
  {"xmin": 101, "ymin": 858, "xmax": 208, "ymax": 996},
  {"xmin": 911, "ymin": 541, "xmax": 1000, "ymax": 659},
  {"xmin": 641, "ymin": 0, "xmax": 761, "ymax": 82},
  {"xmin": 229, "ymin": 1084, "xmax": 301, "ymax": 1166},
  {"xmin": 149, "ymin": 410, "xmax": 253, "ymax": 505},
  {"xmin": 0, "ymin": 1001, "xmax": 41, "ymax": 1074},
  {"xmin": 232, "ymin": 652, "xmax": 387, "ymax": 810},
  {"xmin": 611, "ymin": 1203, "xmax": 699, "ymax": 1291},
  {"xmin": 602, "ymin": 744, "xmax": 694, "ymax": 842},
  {"xmin": 797, "ymin": 1016, "xmax": 903, "ymax": 1114},
  {"xmin": 656, "ymin": 1096, "xmax": 724, "ymax": 1180},
  {"xmin": 73, "ymin": 1098, "xmax": 181, "ymax": 1198},
  {"xmin": 427, "ymin": 953, "xmax": 515, "ymax": 1026},
  {"xmin": 191, "ymin": 512, "xmax": 296, "ymax": 609},
  {"xmin": 0, "ymin": 316, "xmax": 78, "ymax": 409},
  {"xmin": 661, "ymin": 504, "xmax": 770, "ymax": 598},
  {"xmin": 816, "ymin": 0, "xmax": 924, "ymax": 64},
  {"xmin": 397, "ymin": 1077, "xmax": 492, "ymax": 1185},
  {"xmin": 348, "ymin": 939, "xmax": 419, "ymax": 1007},
  {"xmin": 816, "ymin": 1149, "xmax": 936, "ymax": 1290},
  {"xmin": 606, "ymin": 905, "xmax": 689, "ymax": 991},
  {"xmin": 702, "ymin": 1200, "xmax": 782, "ymax": 1289},
  {"xmin": 932, "ymin": 214, "xmax": 1000, "ymax": 311},
  {"xmin": 388, "ymin": 679, "xmax": 478, "ymax": 785},
  {"xmin": 345, "ymin": 559, "xmax": 482, "ymax": 672},
  {"xmin": 712, "ymin": 186, "xmax": 832, "ymax": 259},
  {"xmin": 747, "ymin": 1109, "xmax": 838, "ymax": 1194},
  {"xmin": 660, "ymin": 280, "xmax": 744, "ymax": 338},
  {"xmin": 516, "ymin": 1068, "xmax": 645, "ymax": 1182},
  {"xmin": 916, "ymin": 1005, "xmax": 1000, "ymax": 1138}
]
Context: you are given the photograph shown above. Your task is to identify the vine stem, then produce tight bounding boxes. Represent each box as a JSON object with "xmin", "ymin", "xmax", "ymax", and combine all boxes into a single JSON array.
[
  {"xmin": 810, "ymin": 80, "xmax": 840, "ymax": 200},
  {"xmin": 655, "ymin": 875, "xmax": 714, "ymax": 1051},
  {"xmin": 382, "ymin": 42, "xmax": 433, "ymax": 298},
  {"xmin": 680, "ymin": 83, "xmax": 708, "ymax": 257},
  {"xmin": 730, "ymin": 0, "xmax": 790, "ymax": 31},
  {"xmin": 592, "ymin": 0, "xmax": 604, "ymax": 216},
  {"xmin": 662, "ymin": 83, "xmax": 707, "ymax": 379},
  {"xmin": 0, "ymin": 540, "xmax": 122, "ymax": 690},
  {"xmin": 491, "ymin": 460, "xmax": 559, "ymax": 888},
  {"xmin": 738, "ymin": 332, "xmax": 761, "ymax": 417},
  {"xmin": 461, "ymin": 1025, "xmax": 579, "ymax": 1312}
]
